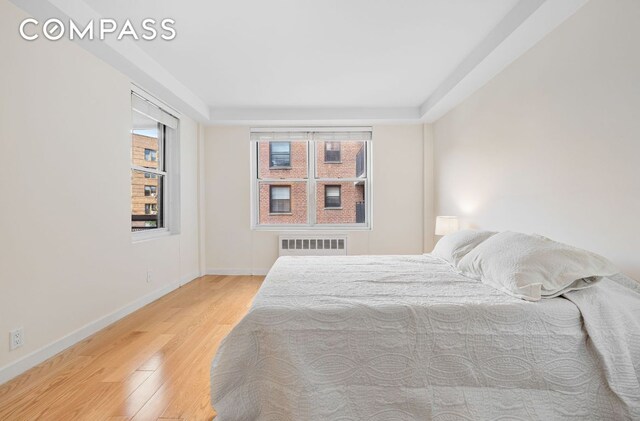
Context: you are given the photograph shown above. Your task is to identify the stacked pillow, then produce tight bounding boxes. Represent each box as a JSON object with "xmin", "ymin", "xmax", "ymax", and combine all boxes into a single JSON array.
[
  {"xmin": 433, "ymin": 230, "xmax": 619, "ymax": 301},
  {"xmin": 432, "ymin": 229, "xmax": 496, "ymax": 266}
]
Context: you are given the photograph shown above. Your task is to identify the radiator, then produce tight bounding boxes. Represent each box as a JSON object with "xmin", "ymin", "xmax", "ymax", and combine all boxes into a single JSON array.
[{"xmin": 278, "ymin": 235, "xmax": 347, "ymax": 256}]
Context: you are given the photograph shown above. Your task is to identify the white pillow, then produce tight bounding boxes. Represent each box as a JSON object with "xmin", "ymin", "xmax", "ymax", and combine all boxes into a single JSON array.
[
  {"xmin": 457, "ymin": 231, "xmax": 619, "ymax": 301},
  {"xmin": 431, "ymin": 229, "xmax": 496, "ymax": 266}
]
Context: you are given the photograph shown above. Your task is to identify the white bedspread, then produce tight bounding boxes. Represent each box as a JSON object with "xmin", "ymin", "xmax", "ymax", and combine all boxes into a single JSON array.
[{"xmin": 210, "ymin": 255, "xmax": 640, "ymax": 420}]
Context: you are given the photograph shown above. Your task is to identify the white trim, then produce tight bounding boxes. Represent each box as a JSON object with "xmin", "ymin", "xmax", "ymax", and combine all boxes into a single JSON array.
[
  {"xmin": 0, "ymin": 273, "xmax": 200, "ymax": 386},
  {"xmin": 131, "ymin": 84, "xmax": 182, "ymax": 121},
  {"xmin": 251, "ymin": 126, "xmax": 373, "ymax": 133},
  {"xmin": 131, "ymin": 228, "xmax": 172, "ymax": 243},
  {"xmin": 131, "ymin": 165, "xmax": 168, "ymax": 176},
  {"xmin": 207, "ymin": 268, "xmax": 270, "ymax": 276},
  {"xmin": 211, "ymin": 107, "xmax": 419, "ymax": 124}
]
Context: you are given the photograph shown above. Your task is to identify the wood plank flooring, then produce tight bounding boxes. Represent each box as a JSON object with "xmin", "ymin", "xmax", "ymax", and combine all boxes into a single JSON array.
[{"xmin": 0, "ymin": 275, "xmax": 264, "ymax": 421}]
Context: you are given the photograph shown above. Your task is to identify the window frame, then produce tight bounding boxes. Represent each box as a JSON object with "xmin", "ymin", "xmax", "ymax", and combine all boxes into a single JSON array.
[
  {"xmin": 130, "ymin": 86, "xmax": 181, "ymax": 241},
  {"xmin": 250, "ymin": 128, "xmax": 373, "ymax": 230}
]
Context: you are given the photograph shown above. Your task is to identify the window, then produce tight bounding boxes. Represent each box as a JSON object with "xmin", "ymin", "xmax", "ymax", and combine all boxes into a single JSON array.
[
  {"xmin": 324, "ymin": 185, "xmax": 341, "ymax": 208},
  {"xmin": 251, "ymin": 129, "xmax": 371, "ymax": 228},
  {"xmin": 144, "ymin": 148, "xmax": 157, "ymax": 162},
  {"xmin": 144, "ymin": 185, "xmax": 157, "ymax": 197},
  {"xmin": 270, "ymin": 185, "xmax": 291, "ymax": 213},
  {"xmin": 324, "ymin": 141, "xmax": 341, "ymax": 162},
  {"xmin": 269, "ymin": 142, "xmax": 291, "ymax": 168},
  {"xmin": 131, "ymin": 91, "xmax": 179, "ymax": 233},
  {"xmin": 145, "ymin": 203, "xmax": 158, "ymax": 214}
]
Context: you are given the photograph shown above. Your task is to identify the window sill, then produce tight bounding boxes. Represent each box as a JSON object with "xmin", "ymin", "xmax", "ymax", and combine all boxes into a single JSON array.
[
  {"xmin": 269, "ymin": 166, "xmax": 292, "ymax": 170},
  {"xmin": 132, "ymin": 228, "xmax": 173, "ymax": 243},
  {"xmin": 324, "ymin": 161, "xmax": 342, "ymax": 164},
  {"xmin": 324, "ymin": 207, "xmax": 343, "ymax": 210},
  {"xmin": 252, "ymin": 225, "xmax": 371, "ymax": 231},
  {"xmin": 269, "ymin": 212, "xmax": 293, "ymax": 216}
]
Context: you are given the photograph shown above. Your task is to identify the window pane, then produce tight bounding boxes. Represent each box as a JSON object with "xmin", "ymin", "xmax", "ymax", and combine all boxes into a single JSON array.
[
  {"xmin": 316, "ymin": 141, "xmax": 366, "ymax": 178},
  {"xmin": 258, "ymin": 181, "xmax": 307, "ymax": 225},
  {"xmin": 132, "ymin": 170, "xmax": 164, "ymax": 231},
  {"xmin": 132, "ymin": 109, "xmax": 162, "ymax": 170},
  {"xmin": 258, "ymin": 140, "xmax": 307, "ymax": 179},
  {"xmin": 271, "ymin": 185, "xmax": 290, "ymax": 200},
  {"xmin": 316, "ymin": 181, "xmax": 365, "ymax": 224}
]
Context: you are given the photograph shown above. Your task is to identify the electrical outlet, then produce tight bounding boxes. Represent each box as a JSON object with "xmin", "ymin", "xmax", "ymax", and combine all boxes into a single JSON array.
[
  {"xmin": 146, "ymin": 270, "xmax": 152, "ymax": 283},
  {"xmin": 10, "ymin": 328, "xmax": 24, "ymax": 351}
]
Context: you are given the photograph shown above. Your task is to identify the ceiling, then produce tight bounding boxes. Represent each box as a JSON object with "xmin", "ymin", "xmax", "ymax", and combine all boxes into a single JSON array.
[
  {"xmin": 11, "ymin": 0, "xmax": 587, "ymax": 123},
  {"xmin": 85, "ymin": 0, "xmax": 517, "ymax": 109}
]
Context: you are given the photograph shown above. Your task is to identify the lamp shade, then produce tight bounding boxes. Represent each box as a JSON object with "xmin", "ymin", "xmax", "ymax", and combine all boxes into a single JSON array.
[{"xmin": 435, "ymin": 216, "xmax": 459, "ymax": 236}]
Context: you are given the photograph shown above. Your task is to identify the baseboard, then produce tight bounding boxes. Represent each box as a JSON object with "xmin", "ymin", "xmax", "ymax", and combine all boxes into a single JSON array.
[
  {"xmin": 0, "ymin": 273, "xmax": 200, "ymax": 385},
  {"xmin": 206, "ymin": 268, "xmax": 270, "ymax": 276}
]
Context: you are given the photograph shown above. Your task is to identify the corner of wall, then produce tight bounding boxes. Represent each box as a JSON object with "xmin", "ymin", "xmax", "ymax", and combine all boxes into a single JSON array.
[{"xmin": 423, "ymin": 123, "xmax": 435, "ymax": 252}]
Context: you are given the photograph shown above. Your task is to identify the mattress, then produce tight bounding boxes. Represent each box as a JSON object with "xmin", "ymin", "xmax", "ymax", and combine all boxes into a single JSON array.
[{"xmin": 210, "ymin": 254, "xmax": 640, "ymax": 420}]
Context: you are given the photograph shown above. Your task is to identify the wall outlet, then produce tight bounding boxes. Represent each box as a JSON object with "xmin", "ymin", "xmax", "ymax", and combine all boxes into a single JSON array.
[
  {"xmin": 10, "ymin": 328, "xmax": 24, "ymax": 351},
  {"xmin": 146, "ymin": 270, "xmax": 152, "ymax": 283}
]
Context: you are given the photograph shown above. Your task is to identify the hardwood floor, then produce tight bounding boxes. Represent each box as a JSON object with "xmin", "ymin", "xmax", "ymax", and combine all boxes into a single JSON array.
[{"xmin": 0, "ymin": 275, "xmax": 263, "ymax": 421}]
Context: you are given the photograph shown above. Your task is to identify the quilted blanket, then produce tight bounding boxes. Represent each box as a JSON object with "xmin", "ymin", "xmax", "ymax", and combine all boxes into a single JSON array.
[{"xmin": 211, "ymin": 255, "xmax": 640, "ymax": 420}]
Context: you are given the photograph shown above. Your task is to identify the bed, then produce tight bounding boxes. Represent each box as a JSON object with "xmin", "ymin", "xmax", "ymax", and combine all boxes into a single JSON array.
[{"xmin": 210, "ymin": 254, "xmax": 640, "ymax": 420}]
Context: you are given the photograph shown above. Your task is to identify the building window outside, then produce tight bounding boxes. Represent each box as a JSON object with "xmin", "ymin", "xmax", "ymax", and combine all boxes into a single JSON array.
[
  {"xmin": 144, "ymin": 148, "xmax": 157, "ymax": 162},
  {"xmin": 269, "ymin": 141, "xmax": 291, "ymax": 168},
  {"xmin": 145, "ymin": 203, "xmax": 158, "ymax": 215},
  {"xmin": 144, "ymin": 185, "xmax": 157, "ymax": 197},
  {"xmin": 325, "ymin": 185, "xmax": 341, "ymax": 208},
  {"xmin": 324, "ymin": 141, "xmax": 341, "ymax": 162},
  {"xmin": 252, "ymin": 129, "xmax": 371, "ymax": 228},
  {"xmin": 131, "ymin": 91, "xmax": 179, "ymax": 233},
  {"xmin": 270, "ymin": 185, "xmax": 291, "ymax": 213}
]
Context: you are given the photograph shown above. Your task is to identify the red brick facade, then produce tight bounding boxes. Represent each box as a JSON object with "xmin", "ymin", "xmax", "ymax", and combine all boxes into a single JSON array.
[
  {"xmin": 257, "ymin": 140, "xmax": 366, "ymax": 225},
  {"xmin": 131, "ymin": 134, "xmax": 160, "ymax": 230},
  {"xmin": 258, "ymin": 182, "xmax": 308, "ymax": 225},
  {"xmin": 315, "ymin": 181, "xmax": 365, "ymax": 224},
  {"xmin": 315, "ymin": 141, "xmax": 364, "ymax": 178},
  {"xmin": 258, "ymin": 141, "xmax": 307, "ymax": 179}
]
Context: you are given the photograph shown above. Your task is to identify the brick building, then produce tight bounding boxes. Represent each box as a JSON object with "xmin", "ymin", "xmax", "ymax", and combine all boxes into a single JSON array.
[
  {"xmin": 131, "ymin": 133, "xmax": 161, "ymax": 230},
  {"xmin": 258, "ymin": 140, "xmax": 366, "ymax": 225}
]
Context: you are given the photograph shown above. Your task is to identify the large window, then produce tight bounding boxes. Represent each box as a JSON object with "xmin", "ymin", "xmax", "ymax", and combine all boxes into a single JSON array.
[
  {"xmin": 251, "ymin": 128, "xmax": 371, "ymax": 228},
  {"xmin": 130, "ymin": 91, "xmax": 179, "ymax": 233}
]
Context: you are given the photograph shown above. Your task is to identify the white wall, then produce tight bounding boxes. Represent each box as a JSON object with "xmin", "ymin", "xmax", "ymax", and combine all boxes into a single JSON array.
[
  {"xmin": 433, "ymin": 0, "xmax": 640, "ymax": 280},
  {"xmin": 204, "ymin": 125, "xmax": 430, "ymax": 274},
  {"xmin": 0, "ymin": 1, "xmax": 201, "ymax": 380}
]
